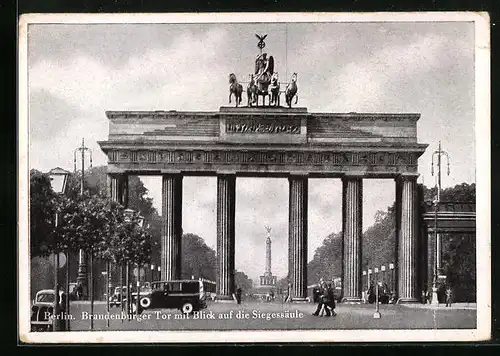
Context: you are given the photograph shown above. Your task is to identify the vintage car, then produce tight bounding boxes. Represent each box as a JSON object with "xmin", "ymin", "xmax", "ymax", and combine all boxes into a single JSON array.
[
  {"xmin": 110, "ymin": 283, "xmax": 151, "ymax": 307},
  {"xmin": 30, "ymin": 289, "xmax": 66, "ymax": 332},
  {"xmin": 131, "ymin": 279, "xmax": 211, "ymax": 315},
  {"xmin": 109, "ymin": 286, "xmax": 128, "ymax": 307}
]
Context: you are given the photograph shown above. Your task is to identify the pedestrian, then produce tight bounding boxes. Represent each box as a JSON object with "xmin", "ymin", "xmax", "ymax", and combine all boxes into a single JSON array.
[
  {"xmin": 285, "ymin": 282, "xmax": 292, "ymax": 303},
  {"xmin": 236, "ymin": 287, "xmax": 242, "ymax": 305},
  {"xmin": 445, "ymin": 286, "xmax": 453, "ymax": 307},
  {"xmin": 313, "ymin": 279, "xmax": 330, "ymax": 317},
  {"xmin": 75, "ymin": 282, "xmax": 83, "ymax": 301},
  {"xmin": 325, "ymin": 283, "xmax": 337, "ymax": 317}
]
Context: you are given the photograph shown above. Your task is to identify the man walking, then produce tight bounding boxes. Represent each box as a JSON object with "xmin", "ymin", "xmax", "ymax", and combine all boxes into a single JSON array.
[
  {"xmin": 312, "ymin": 279, "xmax": 330, "ymax": 317},
  {"xmin": 236, "ymin": 287, "xmax": 242, "ymax": 305},
  {"xmin": 445, "ymin": 286, "xmax": 453, "ymax": 307},
  {"xmin": 325, "ymin": 283, "xmax": 337, "ymax": 317}
]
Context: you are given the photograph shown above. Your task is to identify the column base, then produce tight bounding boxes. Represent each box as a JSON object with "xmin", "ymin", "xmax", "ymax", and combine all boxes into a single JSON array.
[
  {"xmin": 431, "ymin": 288, "xmax": 439, "ymax": 305},
  {"xmin": 396, "ymin": 297, "xmax": 419, "ymax": 304},
  {"xmin": 216, "ymin": 295, "xmax": 237, "ymax": 303},
  {"xmin": 290, "ymin": 297, "xmax": 309, "ymax": 303},
  {"xmin": 342, "ymin": 297, "xmax": 362, "ymax": 304}
]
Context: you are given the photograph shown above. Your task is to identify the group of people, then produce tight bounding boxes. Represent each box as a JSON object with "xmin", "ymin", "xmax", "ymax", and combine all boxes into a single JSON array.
[
  {"xmin": 312, "ymin": 279, "xmax": 337, "ymax": 317},
  {"xmin": 421, "ymin": 286, "xmax": 453, "ymax": 306}
]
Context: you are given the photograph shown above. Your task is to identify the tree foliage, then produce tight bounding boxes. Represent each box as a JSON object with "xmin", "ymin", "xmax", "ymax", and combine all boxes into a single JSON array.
[
  {"xmin": 30, "ymin": 170, "xmax": 57, "ymax": 257},
  {"xmin": 235, "ymin": 270, "xmax": 253, "ymax": 292},
  {"xmin": 362, "ymin": 204, "xmax": 396, "ymax": 271},
  {"xmin": 307, "ymin": 232, "xmax": 343, "ymax": 285},
  {"xmin": 181, "ymin": 233, "xmax": 217, "ymax": 281}
]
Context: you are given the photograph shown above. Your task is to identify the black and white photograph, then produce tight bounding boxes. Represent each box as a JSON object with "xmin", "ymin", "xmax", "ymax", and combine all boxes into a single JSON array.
[{"xmin": 18, "ymin": 12, "xmax": 490, "ymax": 343}]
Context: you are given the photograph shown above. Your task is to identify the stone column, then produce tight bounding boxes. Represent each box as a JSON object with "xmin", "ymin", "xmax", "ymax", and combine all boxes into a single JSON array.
[
  {"xmin": 341, "ymin": 176, "xmax": 363, "ymax": 303},
  {"xmin": 396, "ymin": 175, "xmax": 419, "ymax": 303},
  {"xmin": 427, "ymin": 229, "xmax": 436, "ymax": 295},
  {"xmin": 288, "ymin": 175, "xmax": 308, "ymax": 301},
  {"xmin": 99, "ymin": 173, "xmax": 129, "ymax": 301},
  {"xmin": 216, "ymin": 174, "xmax": 236, "ymax": 300},
  {"xmin": 109, "ymin": 174, "xmax": 129, "ymax": 206},
  {"xmin": 161, "ymin": 174, "xmax": 183, "ymax": 281}
]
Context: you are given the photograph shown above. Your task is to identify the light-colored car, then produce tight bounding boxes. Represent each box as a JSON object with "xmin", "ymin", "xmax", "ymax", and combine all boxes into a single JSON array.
[{"xmin": 30, "ymin": 289, "xmax": 66, "ymax": 332}]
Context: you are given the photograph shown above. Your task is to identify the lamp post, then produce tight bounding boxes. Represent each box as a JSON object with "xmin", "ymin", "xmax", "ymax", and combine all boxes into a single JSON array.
[
  {"xmin": 74, "ymin": 138, "xmax": 92, "ymax": 300},
  {"xmin": 431, "ymin": 198, "xmax": 440, "ymax": 306},
  {"xmin": 362, "ymin": 271, "xmax": 367, "ymax": 303},
  {"xmin": 374, "ymin": 267, "xmax": 379, "ymax": 284},
  {"xmin": 150, "ymin": 264, "xmax": 155, "ymax": 283},
  {"xmin": 381, "ymin": 265, "xmax": 386, "ymax": 286},
  {"xmin": 389, "ymin": 263, "xmax": 395, "ymax": 298},
  {"xmin": 430, "ymin": 141, "xmax": 450, "ymax": 305},
  {"xmin": 48, "ymin": 167, "xmax": 70, "ymax": 331}
]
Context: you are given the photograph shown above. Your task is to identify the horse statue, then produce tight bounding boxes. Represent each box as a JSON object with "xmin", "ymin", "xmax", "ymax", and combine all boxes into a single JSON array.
[
  {"xmin": 269, "ymin": 72, "xmax": 280, "ymax": 106},
  {"xmin": 285, "ymin": 73, "xmax": 298, "ymax": 108},
  {"xmin": 246, "ymin": 74, "xmax": 257, "ymax": 107},
  {"xmin": 229, "ymin": 73, "xmax": 243, "ymax": 107}
]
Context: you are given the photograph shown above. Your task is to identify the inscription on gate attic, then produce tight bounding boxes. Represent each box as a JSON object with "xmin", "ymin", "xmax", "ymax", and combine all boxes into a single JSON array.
[{"xmin": 225, "ymin": 118, "xmax": 301, "ymax": 134}]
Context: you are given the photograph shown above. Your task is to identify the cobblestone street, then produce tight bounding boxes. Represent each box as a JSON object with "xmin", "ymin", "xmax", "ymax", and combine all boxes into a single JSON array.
[{"xmin": 64, "ymin": 300, "xmax": 477, "ymax": 331}]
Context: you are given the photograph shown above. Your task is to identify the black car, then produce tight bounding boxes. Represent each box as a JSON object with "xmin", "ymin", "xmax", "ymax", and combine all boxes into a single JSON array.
[
  {"xmin": 30, "ymin": 289, "xmax": 66, "ymax": 332},
  {"xmin": 133, "ymin": 279, "xmax": 212, "ymax": 314}
]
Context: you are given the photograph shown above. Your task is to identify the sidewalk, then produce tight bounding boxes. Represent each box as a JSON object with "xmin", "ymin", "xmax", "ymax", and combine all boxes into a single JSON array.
[{"xmin": 400, "ymin": 302, "xmax": 477, "ymax": 310}]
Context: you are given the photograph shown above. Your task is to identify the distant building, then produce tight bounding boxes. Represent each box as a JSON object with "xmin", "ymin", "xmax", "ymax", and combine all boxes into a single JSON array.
[{"xmin": 259, "ymin": 228, "xmax": 277, "ymax": 286}]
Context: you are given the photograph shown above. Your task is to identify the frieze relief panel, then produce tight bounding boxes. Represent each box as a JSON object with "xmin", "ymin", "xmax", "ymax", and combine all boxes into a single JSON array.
[
  {"xmin": 108, "ymin": 149, "xmax": 417, "ymax": 169},
  {"xmin": 225, "ymin": 116, "xmax": 301, "ymax": 134}
]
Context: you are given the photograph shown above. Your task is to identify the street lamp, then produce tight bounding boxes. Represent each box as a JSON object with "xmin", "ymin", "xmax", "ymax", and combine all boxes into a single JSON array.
[
  {"xmin": 431, "ymin": 198, "xmax": 440, "ymax": 306},
  {"xmin": 389, "ymin": 263, "xmax": 395, "ymax": 298},
  {"xmin": 48, "ymin": 167, "xmax": 70, "ymax": 194},
  {"xmin": 74, "ymin": 138, "xmax": 93, "ymax": 301},
  {"xmin": 431, "ymin": 141, "xmax": 450, "ymax": 305},
  {"xmin": 362, "ymin": 271, "xmax": 367, "ymax": 303},
  {"xmin": 381, "ymin": 265, "xmax": 386, "ymax": 286},
  {"xmin": 48, "ymin": 167, "xmax": 70, "ymax": 332},
  {"xmin": 374, "ymin": 267, "xmax": 379, "ymax": 284}
]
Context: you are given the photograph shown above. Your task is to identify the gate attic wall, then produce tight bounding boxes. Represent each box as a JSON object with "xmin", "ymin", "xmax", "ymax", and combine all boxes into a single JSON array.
[{"xmin": 99, "ymin": 107, "xmax": 427, "ymax": 178}]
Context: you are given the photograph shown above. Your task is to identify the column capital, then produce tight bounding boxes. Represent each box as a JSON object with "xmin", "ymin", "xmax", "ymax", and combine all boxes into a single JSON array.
[
  {"xmin": 108, "ymin": 172, "xmax": 128, "ymax": 178},
  {"xmin": 395, "ymin": 173, "xmax": 420, "ymax": 182},
  {"xmin": 342, "ymin": 172, "xmax": 365, "ymax": 180},
  {"xmin": 289, "ymin": 172, "xmax": 309, "ymax": 177},
  {"xmin": 216, "ymin": 170, "xmax": 237, "ymax": 176},
  {"xmin": 160, "ymin": 170, "xmax": 182, "ymax": 175}
]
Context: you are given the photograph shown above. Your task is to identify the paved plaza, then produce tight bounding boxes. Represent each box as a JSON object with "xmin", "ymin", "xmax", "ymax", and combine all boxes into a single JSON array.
[{"xmin": 64, "ymin": 300, "xmax": 477, "ymax": 331}]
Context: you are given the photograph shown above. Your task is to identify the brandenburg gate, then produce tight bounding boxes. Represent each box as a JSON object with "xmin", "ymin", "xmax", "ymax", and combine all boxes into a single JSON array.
[
  {"xmin": 97, "ymin": 35, "xmax": 428, "ymax": 303},
  {"xmin": 98, "ymin": 106, "xmax": 427, "ymax": 303}
]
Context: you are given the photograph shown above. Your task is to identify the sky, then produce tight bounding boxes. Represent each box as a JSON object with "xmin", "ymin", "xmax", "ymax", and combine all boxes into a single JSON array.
[{"xmin": 26, "ymin": 18, "xmax": 476, "ymax": 282}]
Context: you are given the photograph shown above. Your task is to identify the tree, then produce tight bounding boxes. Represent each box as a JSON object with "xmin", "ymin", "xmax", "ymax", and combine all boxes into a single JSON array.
[
  {"xmin": 423, "ymin": 182, "xmax": 476, "ymax": 301},
  {"xmin": 181, "ymin": 233, "xmax": 217, "ymax": 281},
  {"xmin": 307, "ymin": 232, "xmax": 343, "ymax": 285},
  {"xmin": 235, "ymin": 271, "xmax": 253, "ymax": 292},
  {"xmin": 362, "ymin": 204, "xmax": 396, "ymax": 271},
  {"xmin": 30, "ymin": 169, "xmax": 56, "ymax": 257}
]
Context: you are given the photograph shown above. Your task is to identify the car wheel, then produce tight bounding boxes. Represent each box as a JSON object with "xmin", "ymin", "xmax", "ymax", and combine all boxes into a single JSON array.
[
  {"xmin": 140, "ymin": 297, "xmax": 151, "ymax": 309},
  {"xmin": 181, "ymin": 302, "xmax": 194, "ymax": 314},
  {"xmin": 131, "ymin": 303, "xmax": 143, "ymax": 315}
]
